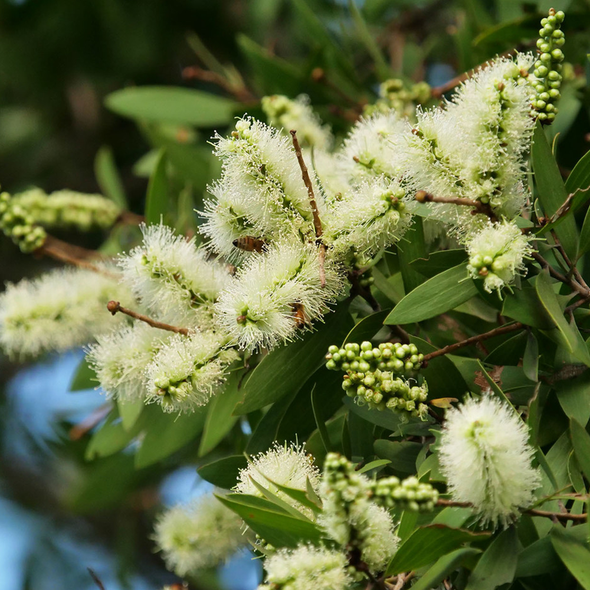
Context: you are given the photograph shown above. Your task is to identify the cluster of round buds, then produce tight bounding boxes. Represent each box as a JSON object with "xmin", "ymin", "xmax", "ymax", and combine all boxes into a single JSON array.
[
  {"xmin": 0, "ymin": 192, "xmax": 46, "ymax": 253},
  {"xmin": 371, "ymin": 475, "xmax": 439, "ymax": 513},
  {"xmin": 365, "ymin": 78, "xmax": 431, "ymax": 118},
  {"xmin": 533, "ymin": 9, "xmax": 565, "ymax": 122},
  {"xmin": 326, "ymin": 341, "xmax": 428, "ymax": 419},
  {"xmin": 326, "ymin": 341, "xmax": 424, "ymax": 375}
]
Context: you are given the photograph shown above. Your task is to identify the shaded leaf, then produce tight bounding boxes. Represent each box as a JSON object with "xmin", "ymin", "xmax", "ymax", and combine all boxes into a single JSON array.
[
  {"xmin": 94, "ymin": 146, "xmax": 127, "ymax": 209},
  {"xmin": 198, "ymin": 455, "xmax": 248, "ymax": 489},
  {"xmin": 551, "ymin": 525, "xmax": 590, "ymax": 589},
  {"xmin": 144, "ymin": 148, "xmax": 168, "ymax": 225}
]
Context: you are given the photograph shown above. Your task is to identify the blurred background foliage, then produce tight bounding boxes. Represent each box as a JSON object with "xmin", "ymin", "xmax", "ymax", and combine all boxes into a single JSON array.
[{"xmin": 1, "ymin": 0, "xmax": 590, "ymax": 588}]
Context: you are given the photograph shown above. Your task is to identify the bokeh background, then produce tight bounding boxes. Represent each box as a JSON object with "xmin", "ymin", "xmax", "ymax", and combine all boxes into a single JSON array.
[{"xmin": 1, "ymin": 0, "xmax": 588, "ymax": 588}]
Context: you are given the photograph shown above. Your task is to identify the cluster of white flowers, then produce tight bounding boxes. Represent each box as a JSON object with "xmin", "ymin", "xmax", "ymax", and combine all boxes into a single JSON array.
[
  {"xmin": 235, "ymin": 442, "xmax": 320, "ymax": 515},
  {"xmin": 257, "ymin": 545, "xmax": 351, "ymax": 590},
  {"xmin": 118, "ymin": 223, "xmax": 231, "ymax": 328},
  {"xmin": 153, "ymin": 494, "xmax": 247, "ymax": 576},
  {"xmin": 466, "ymin": 220, "xmax": 534, "ymax": 293},
  {"xmin": 438, "ymin": 395, "xmax": 541, "ymax": 528},
  {"xmin": 261, "ymin": 94, "xmax": 333, "ymax": 150},
  {"xmin": 0, "ymin": 267, "xmax": 132, "ymax": 358}
]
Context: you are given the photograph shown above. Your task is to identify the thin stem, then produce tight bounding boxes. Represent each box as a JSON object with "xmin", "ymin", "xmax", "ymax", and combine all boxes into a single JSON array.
[
  {"xmin": 311, "ymin": 67, "xmax": 365, "ymax": 112},
  {"xmin": 422, "ymin": 322, "xmax": 524, "ymax": 362},
  {"xmin": 37, "ymin": 235, "xmax": 117, "ymax": 278},
  {"xmin": 436, "ymin": 499, "xmax": 588, "ymax": 522},
  {"xmin": 290, "ymin": 129, "xmax": 328, "ymax": 287},
  {"xmin": 415, "ymin": 191, "xmax": 498, "ymax": 222},
  {"xmin": 531, "ymin": 251, "xmax": 590, "ymax": 296},
  {"xmin": 550, "ymin": 229, "xmax": 589, "ymax": 290},
  {"xmin": 107, "ymin": 301, "xmax": 189, "ymax": 335},
  {"xmin": 182, "ymin": 65, "xmax": 255, "ymax": 102},
  {"xmin": 88, "ymin": 569, "xmax": 106, "ymax": 590},
  {"xmin": 69, "ymin": 403, "xmax": 112, "ymax": 441}
]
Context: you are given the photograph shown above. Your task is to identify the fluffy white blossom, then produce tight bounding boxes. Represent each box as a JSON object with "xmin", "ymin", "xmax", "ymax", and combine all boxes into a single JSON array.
[
  {"xmin": 402, "ymin": 54, "xmax": 536, "ymax": 230},
  {"xmin": 257, "ymin": 545, "xmax": 351, "ymax": 590},
  {"xmin": 337, "ymin": 111, "xmax": 406, "ymax": 185},
  {"xmin": 319, "ymin": 453, "xmax": 398, "ymax": 573},
  {"xmin": 327, "ymin": 177, "xmax": 413, "ymax": 259},
  {"xmin": 216, "ymin": 241, "xmax": 344, "ymax": 351},
  {"xmin": 154, "ymin": 494, "xmax": 247, "ymax": 576},
  {"xmin": 87, "ymin": 324, "xmax": 172, "ymax": 402},
  {"xmin": 438, "ymin": 395, "xmax": 541, "ymax": 528},
  {"xmin": 145, "ymin": 331, "xmax": 239, "ymax": 413},
  {"xmin": 0, "ymin": 267, "xmax": 131, "ymax": 358},
  {"xmin": 466, "ymin": 220, "xmax": 533, "ymax": 292},
  {"xmin": 202, "ymin": 117, "xmax": 325, "ymax": 257},
  {"xmin": 119, "ymin": 223, "xmax": 231, "ymax": 328},
  {"xmin": 262, "ymin": 94, "xmax": 332, "ymax": 150},
  {"xmin": 235, "ymin": 442, "xmax": 320, "ymax": 515}
]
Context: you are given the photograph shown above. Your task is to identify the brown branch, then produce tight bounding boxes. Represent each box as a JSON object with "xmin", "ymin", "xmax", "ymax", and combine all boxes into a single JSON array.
[
  {"xmin": 182, "ymin": 65, "xmax": 255, "ymax": 102},
  {"xmin": 290, "ymin": 129, "xmax": 328, "ymax": 287},
  {"xmin": 415, "ymin": 191, "xmax": 498, "ymax": 222},
  {"xmin": 422, "ymin": 322, "xmax": 524, "ymax": 362},
  {"xmin": 549, "ymin": 229, "xmax": 589, "ymax": 291},
  {"xmin": 88, "ymin": 569, "xmax": 106, "ymax": 590},
  {"xmin": 69, "ymin": 403, "xmax": 111, "ymax": 441},
  {"xmin": 431, "ymin": 50, "xmax": 515, "ymax": 99},
  {"xmin": 531, "ymin": 251, "xmax": 590, "ymax": 297},
  {"xmin": 107, "ymin": 301, "xmax": 189, "ymax": 335},
  {"xmin": 436, "ymin": 499, "xmax": 588, "ymax": 522},
  {"xmin": 36, "ymin": 235, "xmax": 117, "ymax": 278}
]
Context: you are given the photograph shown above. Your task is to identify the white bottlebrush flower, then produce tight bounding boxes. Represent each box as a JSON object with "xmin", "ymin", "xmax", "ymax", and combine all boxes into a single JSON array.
[
  {"xmin": 257, "ymin": 545, "xmax": 351, "ymax": 590},
  {"xmin": 154, "ymin": 494, "xmax": 247, "ymax": 576},
  {"xmin": 261, "ymin": 94, "xmax": 333, "ymax": 150},
  {"xmin": 118, "ymin": 223, "xmax": 231, "ymax": 328},
  {"xmin": 206, "ymin": 117, "xmax": 325, "ymax": 252},
  {"xmin": 311, "ymin": 149, "xmax": 353, "ymax": 204},
  {"xmin": 0, "ymin": 267, "xmax": 132, "ymax": 358},
  {"xmin": 12, "ymin": 188, "xmax": 121, "ymax": 231},
  {"xmin": 235, "ymin": 442, "xmax": 320, "ymax": 515},
  {"xmin": 402, "ymin": 54, "xmax": 536, "ymax": 229},
  {"xmin": 438, "ymin": 395, "xmax": 541, "ymax": 528},
  {"xmin": 319, "ymin": 453, "xmax": 398, "ymax": 573},
  {"xmin": 327, "ymin": 177, "xmax": 413, "ymax": 259},
  {"xmin": 216, "ymin": 241, "xmax": 344, "ymax": 351},
  {"xmin": 337, "ymin": 110, "xmax": 406, "ymax": 185},
  {"xmin": 87, "ymin": 323, "xmax": 172, "ymax": 402},
  {"xmin": 144, "ymin": 331, "xmax": 239, "ymax": 413},
  {"xmin": 466, "ymin": 220, "xmax": 533, "ymax": 293}
]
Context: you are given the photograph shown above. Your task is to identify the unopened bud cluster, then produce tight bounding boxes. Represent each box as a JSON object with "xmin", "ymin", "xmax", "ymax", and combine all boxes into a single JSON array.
[
  {"xmin": 365, "ymin": 78, "xmax": 431, "ymax": 118},
  {"xmin": 326, "ymin": 341, "xmax": 428, "ymax": 419},
  {"xmin": 0, "ymin": 192, "xmax": 46, "ymax": 253},
  {"xmin": 11, "ymin": 188, "xmax": 121, "ymax": 231},
  {"xmin": 371, "ymin": 475, "xmax": 438, "ymax": 512},
  {"xmin": 533, "ymin": 9, "xmax": 565, "ymax": 122}
]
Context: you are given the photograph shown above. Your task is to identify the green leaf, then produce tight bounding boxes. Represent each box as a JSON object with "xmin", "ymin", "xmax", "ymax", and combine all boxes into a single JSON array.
[
  {"xmin": 357, "ymin": 459, "xmax": 391, "ymax": 475},
  {"xmin": 342, "ymin": 309, "xmax": 391, "ymax": 345},
  {"xmin": 85, "ymin": 411, "xmax": 137, "ymax": 460},
  {"xmin": 410, "ymin": 249, "xmax": 468, "ymax": 279},
  {"xmin": 373, "ymin": 440, "xmax": 422, "ymax": 474},
  {"xmin": 311, "ymin": 384, "xmax": 331, "ymax": 453},
  {"xmin": 465, "ymin": 527, "xmax": 518, "ymax": 590},
  {"xmin": 144, "ymin": 148, "xmax": 169, "ymax": 225},
  {"xmin": 397, "ymin": 217, "xmax": 427, "ymax": 293},
  {"xmin": 117, "ymin": 398, "xmax": 143, "ymax": 431},
  {"xmin": 247, "ymin": 477, "xmax": 312, "ymax": 520},
  {"xmin": 532, "ymin": 122, "xmax": 578, "ymax": 260},
  {"xmin": 579, "ymin": 205, "xmax": 590, "ymax": 259},
  {"xmin": 387, "ymin": 525, "xmax": 488, "ymax": 575},
  {"xmin": 410, "ymin": 548, "xmax": 481, "ymax": 590},
  {"xmin": 348, "ymin": 0, "xmax": 391, "ymax": 80},
  {"xmin": 551, "ymin": 525, "xmax": 590, "ymax": 589},
  {"xmin": 94, "ymin": 146, "xmax": 127, "ymax": 209},
  {"xmin": 385, "ymin": 264, "xmax": 478, "ymax": 325},
  {"xmin": 199, "ymin": 370, "xmax": 244, "ymax": 457},
  {"xmin": 555, "ymin": 371, "xmax": 590, "ymax": 427},
  {"xmin": 570, "ymin": 418, "xmax": 590, "ymax": 482},
  {"xmin": 69, "ymin": 356, "xmax": 98, "ymax": 392},
  {"xmin": 343, "ymin": 396, "xmax": 402, "ymax": 432},
  {"xmin": 234, "ymin": 304, "xmax": 353, "ymax": 415},
  {"xmin": 502, "ymin": 281, "xmax": 554, "ymax": 329},
  {"xmin": 523, "ymin": 332, "xmax": 539, "ymax": 382},
  {"xmin": 198, "ymin": 455, "xmax": 248, "ymax": 489},
  {"xmin": 565, "ymin": 133, "xmax": 590, "ymax": 197},
  {"xmin": 216, "ymin": 494, "xmax": 323, "ymax": 548},
  {"xmin": 535, "ymin": 270, "xmax": 590, "ymax": 366},
  {"xmin": 135, "ymin": 405, "xmax": 207, "ymax": 468},
  {"xmin": 105, "ymin": 86, "xmax": 237, "ymax": 127},
  {"xmin": 265, "ymin": 480, "xmax": 322, "ymax": 514}
]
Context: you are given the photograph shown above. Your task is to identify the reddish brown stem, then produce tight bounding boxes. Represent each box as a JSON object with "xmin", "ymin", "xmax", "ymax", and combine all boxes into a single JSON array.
[
  {"xmin": 422, "ymin": 322, "xmax": 524, "ymax": 362},
  {"xmin": 415, "ymin": 191, "xmax": 498, "ymax": 222},
  {"xmin": 107, "ymin": 301, "xmax": 189, "ymax": 335}
]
